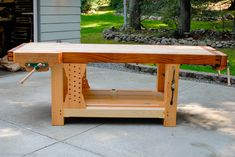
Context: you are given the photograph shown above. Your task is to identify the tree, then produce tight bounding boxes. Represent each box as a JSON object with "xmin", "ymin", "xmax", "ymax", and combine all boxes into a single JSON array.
[
  {"xmin": 81, "ymin": 0, "xmax": 99, "ymax": 13},
  {"xmin": 232, "ymin": 17, "xmax": 235, "ymax": 40},
  {"xmin": 158, "ymin": 0, "xmax": 180, "ymax": 29},
  {"xmin": 178, "ymin": 0, "xmax": 191, "ymax": 36},
  {"xmin": 129, "ymin": 0, "xmax": 142, "ymax": 30},
  {"xmin": 229, "ymin": 0, "xmax": 235, "ymax": 10}
]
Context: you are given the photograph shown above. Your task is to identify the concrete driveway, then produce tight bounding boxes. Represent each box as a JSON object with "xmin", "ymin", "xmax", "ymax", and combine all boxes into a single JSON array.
[{"xmin": 0, "ymin": 67, "xmax": 235, "ymax": 157}]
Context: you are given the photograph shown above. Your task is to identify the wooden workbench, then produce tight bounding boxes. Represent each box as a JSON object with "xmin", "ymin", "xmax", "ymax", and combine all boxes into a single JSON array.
[{"xmin": 10, "ymin": 43, "xmax": 227, "ymax": 127}]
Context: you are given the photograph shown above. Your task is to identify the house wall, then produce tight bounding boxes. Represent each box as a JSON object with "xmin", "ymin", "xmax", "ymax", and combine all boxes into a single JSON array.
[{"xmin": 37, "ymin": 0, "xmax": 81, "ymax": 43}]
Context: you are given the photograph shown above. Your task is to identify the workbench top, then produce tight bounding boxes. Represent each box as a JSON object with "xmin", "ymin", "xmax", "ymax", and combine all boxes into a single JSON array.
[{"xmin": 10, "ymin": 42, "xmax": 227, "ymax": 69}]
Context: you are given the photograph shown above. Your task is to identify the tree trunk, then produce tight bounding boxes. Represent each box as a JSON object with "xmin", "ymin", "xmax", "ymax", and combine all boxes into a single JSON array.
[
  {"xmin": 129, "ymin": 0, "xmax": 141, "ymax": 30},
  {"xmin": 232, "ymin": 17, "xmax": 235, "ymax": 40},
  {"xmin": 229, "ymin": 0, "xmax": 235, "ymax": 10},
  {"xmin": 233, "ymin": 17, "xmax": 235, "ymax": 32},
  {"xmin": 178, "ymin": 0, "xmax": 191, "ymax": 36}
]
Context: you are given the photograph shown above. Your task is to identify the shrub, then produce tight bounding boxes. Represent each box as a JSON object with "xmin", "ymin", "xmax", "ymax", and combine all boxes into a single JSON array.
[
  {"xmin": 109, "ymin": 0, "xmax": 123, "ymax": 9},
  {"xmin": 98, "ymin": 0, "xmax": 111, "ymax": 5},
  {"xmin": 81, "ymin": 0, "xmax": 99, "ymax": 13}
]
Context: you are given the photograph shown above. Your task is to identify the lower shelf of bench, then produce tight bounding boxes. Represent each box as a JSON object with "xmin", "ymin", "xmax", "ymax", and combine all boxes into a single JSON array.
[
  {"xmin": 64, "ymin": 107, "xmax": 165, "ymax": 118},
  {"xmin": 64, "ymin": 89, "xmax": 165, "ymax": 118}
]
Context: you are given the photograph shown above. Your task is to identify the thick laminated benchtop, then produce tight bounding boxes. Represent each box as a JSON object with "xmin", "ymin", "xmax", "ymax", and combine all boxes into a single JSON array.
[{"xmin": 10, "ymin": 43, "xmax": 227, "ymax": 69}]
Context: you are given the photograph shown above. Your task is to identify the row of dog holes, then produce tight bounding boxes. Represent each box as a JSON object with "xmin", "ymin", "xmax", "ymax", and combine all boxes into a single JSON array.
[{"xmin": 68, "ymin": 66, "xmax": 82, "ymax": 103}]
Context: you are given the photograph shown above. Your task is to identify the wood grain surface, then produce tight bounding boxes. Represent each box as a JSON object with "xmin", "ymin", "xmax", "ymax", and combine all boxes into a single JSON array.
[{"xmin": 12, "ymin": 43, "xmax": 227, "ymax": 69}]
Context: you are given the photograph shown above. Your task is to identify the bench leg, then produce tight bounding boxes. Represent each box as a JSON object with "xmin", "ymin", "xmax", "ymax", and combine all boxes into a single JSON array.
[
  {"xmin": 83, "ymin": 69, "xmax": 90, "ymax": 89},
  {"xmin": 157, "ymin": 64, "xmax": 165, "ymax": 92},
  {"xmin": 163, "ymin": 64, "xmax": 179, "ymax": 127},
  {"xmin": 51, "ymin": 64, "xmax": 64, "ymax": 126}
]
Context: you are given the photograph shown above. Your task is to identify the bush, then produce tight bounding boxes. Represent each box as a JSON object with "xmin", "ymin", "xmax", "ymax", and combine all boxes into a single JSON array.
[
  {"xmin": 157, "ymin": 0, "xmax": 179, "ymax": 29},
  {"xmin": 81, "ymin": 0, "xmax": 99, "ymax": 13},
  {"xmin": 109, "ymin": 0, "xmax": 123, "ymax": 9},
  {"xmin": 141, "ymin": 0, "xmax": 164, "ymax": 16},
  {"xmin": 98, "ymin": 0, "xmax": 110, "ymax": 5}
]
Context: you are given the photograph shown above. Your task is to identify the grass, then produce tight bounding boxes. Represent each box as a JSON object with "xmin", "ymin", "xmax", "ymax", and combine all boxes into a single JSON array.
[
  {"xmin": 81, "ymin": 9, "xmax": 235, "ymax": 75},
  {"xmin": 81, "ymin": 10, "xmax": 122, "ymax": 44},
  {"xmin": 191, "ymin": 20, "xmax": 233, "ymax": 31}
]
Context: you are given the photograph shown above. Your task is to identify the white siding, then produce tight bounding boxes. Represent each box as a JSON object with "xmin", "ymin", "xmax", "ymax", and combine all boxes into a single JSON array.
[
  {"xmin": 38, "ymin": 0, "xmax": 81, "ymax": 43},
  {"xmin": 40, "ymin": 15, "xmax": 81, "ymax": 24}
]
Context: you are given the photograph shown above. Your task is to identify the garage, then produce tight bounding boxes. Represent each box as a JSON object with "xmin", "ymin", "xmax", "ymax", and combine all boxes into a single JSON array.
[
  {"xmin": 0, "ymin": 0, "xmax": 81, "ymax": 57},
  {"xmin": 0, "ymin": 0, "xmax": 33, "ymax": 57}
]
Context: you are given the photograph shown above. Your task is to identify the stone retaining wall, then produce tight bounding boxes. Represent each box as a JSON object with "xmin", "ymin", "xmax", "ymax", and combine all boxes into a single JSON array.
[
  {"xmin": 103, "ymin": 28, "xmax": 235, "ymax": 48},
  {"xmin": 125, "ymin": 63, "xmax": 235, "ymax": 86}
]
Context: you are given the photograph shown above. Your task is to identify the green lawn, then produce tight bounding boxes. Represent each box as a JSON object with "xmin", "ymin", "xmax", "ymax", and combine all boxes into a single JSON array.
[
  {"xmin": 81, "ymin": 11, "xmax": 122, "ymax": 44},
  {"xmin": 81, "ymin": 10, "xmax": 235, "ymax": 75}
]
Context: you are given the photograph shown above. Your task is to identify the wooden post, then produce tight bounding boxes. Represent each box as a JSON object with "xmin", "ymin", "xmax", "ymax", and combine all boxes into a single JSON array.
[
  {"xmin": 157, "ymin": 64, "xmax": 165, "ymax": 92},
  {"xmin": 227, "ymin": 60, "xmax": 231, "ymax": 86},
  {"xmin": 51, "ymin": 64, "xmax": 64, "ymax": 126},
  {"xmin": 83, "ymin": 69, "xmax": 90, "ymax": 89},
  {"xmin": 163, "ymin": 64, "xmax": 180, "ymax": 127}
]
